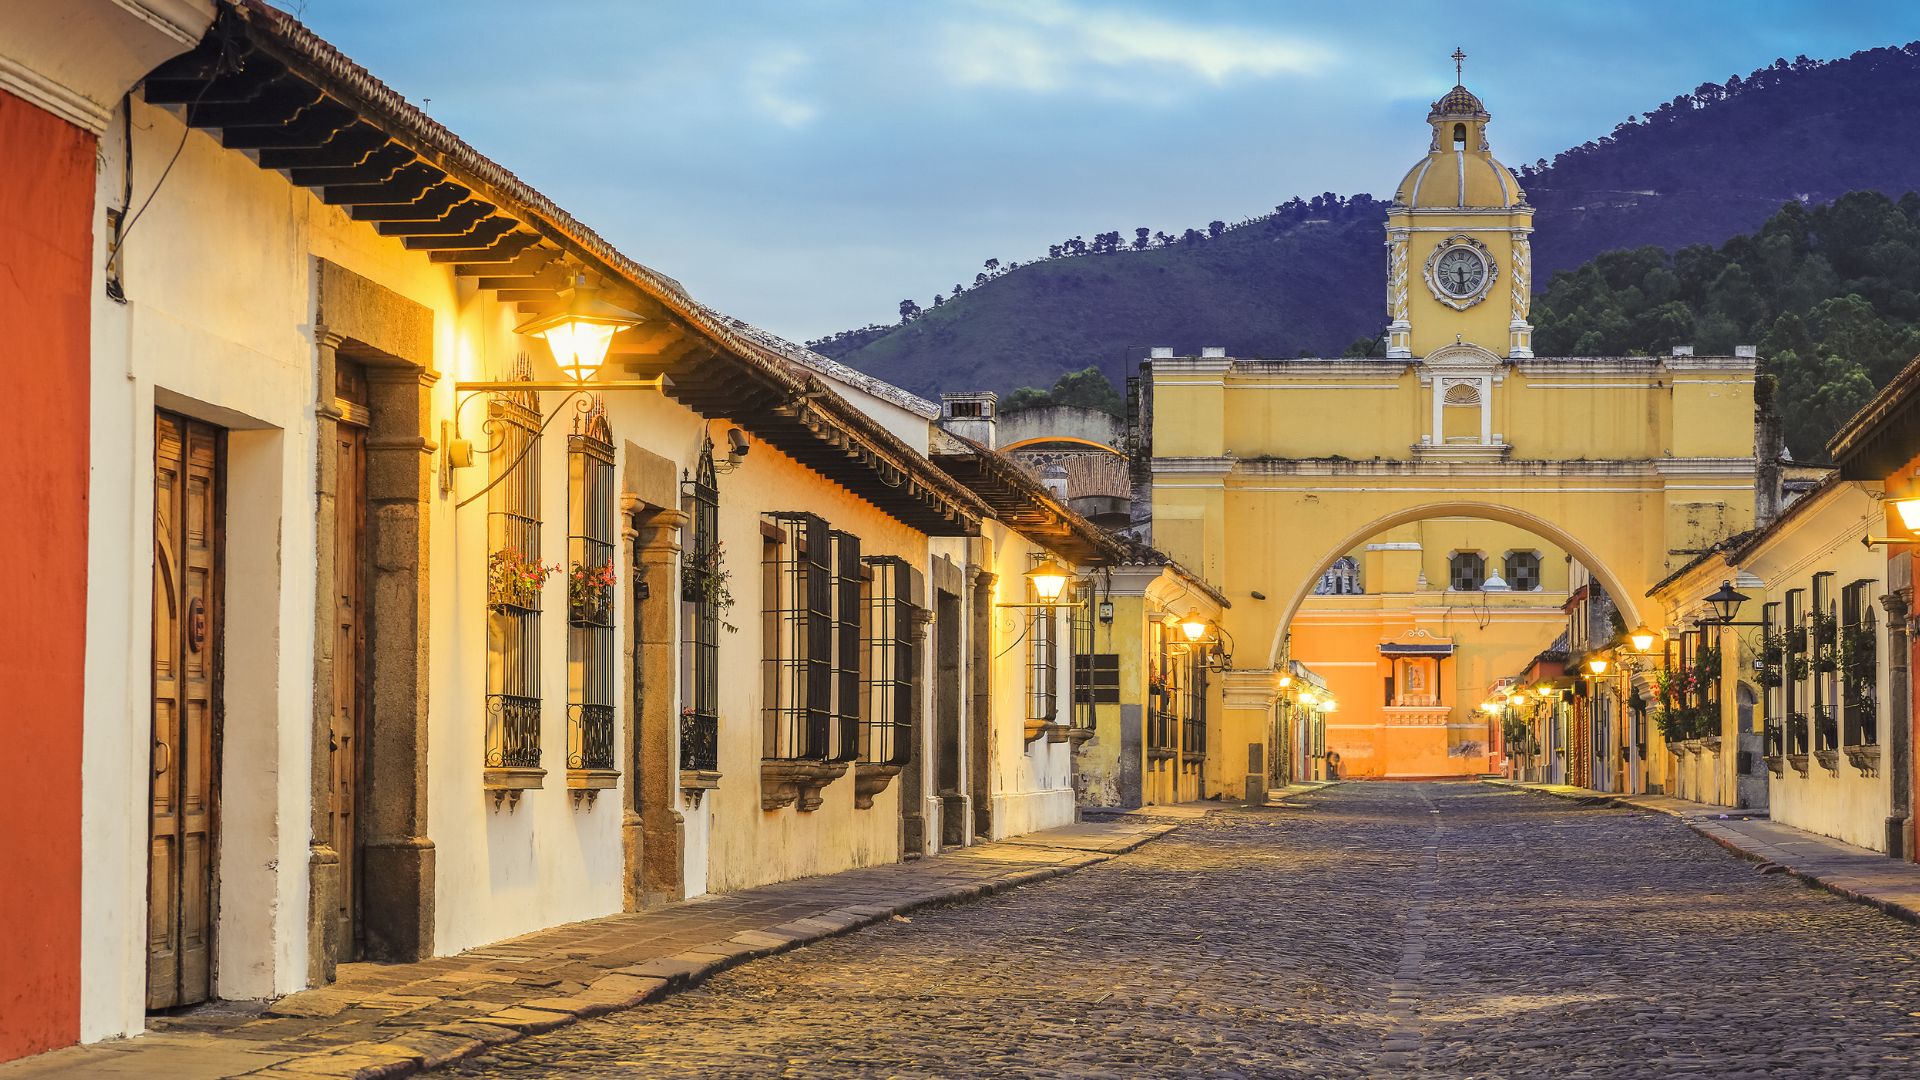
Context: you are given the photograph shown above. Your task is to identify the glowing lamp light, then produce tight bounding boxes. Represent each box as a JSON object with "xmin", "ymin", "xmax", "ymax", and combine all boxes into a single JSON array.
[
  {"xmin": 1586, "ymin": 657, "xmax": 1610, "ymax": 677},
  {"xmin": 1536, "ymin": 685, "xmax": 1554, "ymax": 700},
  {"xmin": 1508, "ymin": 693, "xmax": 1525, "ymax": 707},
  {"xmin": 1025, "ymin": 556, "xmax": 1072, "ymax": 603},
  {"xmin": 515, "ymin": 276, "xmax": 644, "ymax": 383},
  {"xmin": 1629, "ymin": 625, "xmax": 1657, "ymax": 653},
  {"xmin": 1894, "ymin": 494, "xmax": 1920, "ymax": 533},
  {"xmin": 1179, "ymin": 607, "xmax": 1210, "ymax": 643},
  {"xmin": 1298, "ymin": 690, "xmax": 1317, "ymax": 707},
  {"xmin": 1321, "ymin": 698, "xmax": 1338, "ymax": 713},
  {"xmin": 1278, "ymin": 674, "xmax": 1293, "ymax": 688},
  {"xmin": 1480, "ymin": 701, "xmax": 1500, "ymax": 715}
]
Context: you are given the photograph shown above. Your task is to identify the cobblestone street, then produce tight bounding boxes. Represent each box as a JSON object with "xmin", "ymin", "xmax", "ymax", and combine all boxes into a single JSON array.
[{"xmin": 455, "ymin": 783, "xmax": 1920, "ymax": 1078}]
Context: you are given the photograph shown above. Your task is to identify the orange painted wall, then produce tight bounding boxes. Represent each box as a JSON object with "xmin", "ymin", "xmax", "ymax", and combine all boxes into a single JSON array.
[{"xmin": 0, "ymin": 88, "xmax": 91, "ymax": 1062}]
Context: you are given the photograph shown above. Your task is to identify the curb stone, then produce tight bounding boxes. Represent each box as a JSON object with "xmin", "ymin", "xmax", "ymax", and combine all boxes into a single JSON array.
[
  {"xmin": 243, "ymin": 825, "xmax": 1181, "ymax": 1079},
  {"xmin": 1483, "ymin": 778, "xmax": 1920, "ymax": 929}
]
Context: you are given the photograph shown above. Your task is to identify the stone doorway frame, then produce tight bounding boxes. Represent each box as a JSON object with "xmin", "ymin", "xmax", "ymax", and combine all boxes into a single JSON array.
[
  {"xmin": 620, "ymin": 440, "xmax": 689, "ymax": 908},
  {"xmin": 309, "ymin": 262, "xmax": 437, "ymax": 981}
]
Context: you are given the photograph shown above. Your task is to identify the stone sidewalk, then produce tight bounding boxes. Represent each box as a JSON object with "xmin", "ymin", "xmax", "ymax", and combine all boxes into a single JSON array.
[
  {"xmin": 1486, "ymin": 778, "xmax": 1920, "ymax": 926},
  {"xmin": 2, "ymin": 816, "xmax": 1182, "ymax": 1080}
]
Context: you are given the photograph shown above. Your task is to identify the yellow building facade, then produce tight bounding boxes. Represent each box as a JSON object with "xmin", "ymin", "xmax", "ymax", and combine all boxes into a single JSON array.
[
  {"xmin": 1291, "ymin": 520, "xmax": 1573, "ymax": 778},
  {"xmin": 1143, "ymin": 76, "xmax": 1760, "ymax": 794}
]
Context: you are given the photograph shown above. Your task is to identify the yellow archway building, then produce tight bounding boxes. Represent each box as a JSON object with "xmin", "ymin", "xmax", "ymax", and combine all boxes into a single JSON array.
[{"xmin": 1143, "ymin": 75, "xmax": 1759, "ymax": 795}]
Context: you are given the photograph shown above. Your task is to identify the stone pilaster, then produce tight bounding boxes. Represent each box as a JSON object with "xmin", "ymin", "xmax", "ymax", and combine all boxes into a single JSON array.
[
  {"xmin": 1883, "ymin": 587, "xmax": 1913, "ymax": 859},
  {"xmin": 628, "ymin": 502, "xmax": 689, "ymax": 908},
  {"xmin": 307, "ymin": 329, "xmax": 346, "ymax": 986},
  {"xmin": 358, "ymin": 364, "xmax": 437, "ymax": 962}
]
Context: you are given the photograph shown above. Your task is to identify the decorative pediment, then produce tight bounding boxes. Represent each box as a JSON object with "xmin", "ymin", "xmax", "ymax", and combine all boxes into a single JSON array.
[
  {"xmin": 1380, "ymin": 627, "xmax": 1456, "ymax": 657},
  {"xmin": 1419, "ymin": 341, "xmax": 1505, "ymax": 372}
]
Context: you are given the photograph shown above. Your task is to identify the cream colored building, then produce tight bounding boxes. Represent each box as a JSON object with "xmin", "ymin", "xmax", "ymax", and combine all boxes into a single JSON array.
[
  {"xmin": 1141, "ymin": 76, "xmax": 1758, "ymax": 793},
  {"xmin": 1652, "ymin": 478, "xmax": 1892, "ymax": 846},
  {"xmin": 59, "ymin": 3, "xmax": 1179, "ymax": 1055}
]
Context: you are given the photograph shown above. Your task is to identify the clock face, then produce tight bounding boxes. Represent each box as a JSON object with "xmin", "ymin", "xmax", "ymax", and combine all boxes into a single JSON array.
[{"xmin": 1435, "ymin": 247, "xmax": 1487, "ymax": 298}]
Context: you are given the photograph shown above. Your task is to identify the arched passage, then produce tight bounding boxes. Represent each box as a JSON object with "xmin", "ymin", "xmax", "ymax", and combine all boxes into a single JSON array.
[{"xmin": 1267, "ymin": 500, "xmax": 1646, "ymax": 668}]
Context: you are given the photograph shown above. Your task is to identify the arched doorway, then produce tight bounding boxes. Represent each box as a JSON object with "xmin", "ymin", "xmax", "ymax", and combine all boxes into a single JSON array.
[{"xmin": 1278, "ymin": 510, "xmax": 1627, "ymax": 780}]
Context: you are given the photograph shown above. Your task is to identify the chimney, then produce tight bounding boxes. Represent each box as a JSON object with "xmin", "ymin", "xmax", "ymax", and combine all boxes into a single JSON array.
[
  {"xmin": 1753, "ymin": 374, "xmax": 1785, "ymax": 526},
  {"xmin": 939, "ymin": 391, "xmax": 998, "ymax": 449}
]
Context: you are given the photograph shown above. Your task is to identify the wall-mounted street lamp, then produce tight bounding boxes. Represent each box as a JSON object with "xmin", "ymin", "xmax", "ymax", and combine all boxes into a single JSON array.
[
  {"xmin": 1863, "ymin": 486, "xmax": 1920, "ymax": 547},
  {"xmin": 1629, "ymin": 624, "xmax": 1658, "ymax": 653},
  {"xmin": 1698, "ymin": 580, "xmax": 1765, "ymax": 628},
  {"xmin": 1586, "ymin": 656, "xmax": 1610, "ymax": 677},
  {"xmin": 445, "ymin": 272, "xmax": 666, "ymax": 499},
  {"xmin": 1178, "ymin": 607, "xmax": 1210, "ymax": 643},
  {"xmin": 995, "ymin": 555, "xmax": 1085, "ymax": 610},
  {"xmin": 513, "ymin": 276, "xmax": 646, "ymax": 383}
]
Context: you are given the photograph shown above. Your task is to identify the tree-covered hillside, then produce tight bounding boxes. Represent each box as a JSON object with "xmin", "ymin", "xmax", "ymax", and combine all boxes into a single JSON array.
[
  {"xmin": 1534, "ymin": 191, "xmax": 1920, "ymax": 461},
  {"xmin": 815, "ymin": 43, "xmax": 1920, "ymax": 402}
]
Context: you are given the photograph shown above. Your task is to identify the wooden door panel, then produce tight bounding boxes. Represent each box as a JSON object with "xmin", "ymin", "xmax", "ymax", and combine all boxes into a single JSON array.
[
  {"xmin": 149, "ymin": 412, "xmax": 220, "ymax": 1010},
  {"xmin": 330, "ymin": 422, "xmax": 366, "ymax": 957}
]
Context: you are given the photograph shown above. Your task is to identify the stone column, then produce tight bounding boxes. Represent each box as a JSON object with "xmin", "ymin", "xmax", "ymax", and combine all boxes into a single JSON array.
[
  {"xmin": 1222, "ymin": 669, "xmax": 1281, "ymax": 804},
  {"xmin": 966, "ymin": 566, "xmax": 994, "ymax": 840},
  {"xmin": 358, "ymin": 365, "xmax": 437, "ymax": 962},
  {"xmin": 306, "ymin": 330, "xmax": 345, "ymax": 985},
  {"xmin": 901, "ymin": 601, "xmax": 933, "ymax": 857},
  {"xmin": 627, "ymin": 502, "xmax": 688, "ymax": 908},
  {"xmin": 1884, "ymin": 587, "xmax": 1913, "ymax": 859}
]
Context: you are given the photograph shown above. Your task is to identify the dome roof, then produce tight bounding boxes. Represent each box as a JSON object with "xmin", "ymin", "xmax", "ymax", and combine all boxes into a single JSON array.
[
  {"xmin": 1393, "ymin": 83, "xmax": 1526, "ymax": 209},
  {"xmin": 1430, "ymin": 84, "xmax": 1486, "ymax": 117},
  {"xmin": 1395, "ymin": 153, "xmax": 1524, "ymax": 209}
]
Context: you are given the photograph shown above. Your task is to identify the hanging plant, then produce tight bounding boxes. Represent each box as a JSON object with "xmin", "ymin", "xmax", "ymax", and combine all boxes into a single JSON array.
[
  {"xmin": 568, "ymin": 560, "xmax": 617, "ymax": 627},
  {"xmin": 1811, "ymin": 644, "xmax": 1839, "ymax": 674},
  {"xmin": 488, "ymin": 548, "xmax": 558, "ymax": 611},
  {"xmin": 1841, "ymin": 624, "xmax": 1876, "ymax": 673},
  {"xmin": 1758, "ymin": 631, "xmax": 1786, "ymax": 665},
  {"xmin": 681, "ymin": 539, "xmax": 739, "ymax": 632},
  {"xmin": 1787, "ymin": 654, "xmax": 1811, "ymax": 682},
  {"xmin": 1756, "ymin": 667, "xmax": 1783, "ymax": 689}
]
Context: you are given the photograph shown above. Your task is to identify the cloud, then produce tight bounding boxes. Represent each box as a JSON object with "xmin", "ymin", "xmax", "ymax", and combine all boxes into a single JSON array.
[
  {"xmin": 745, "ymin": 49, "xmax": 819, "ymax": 128},
  {"xmin": 939, "ymin": 0, "xmax": 1331, "ymax": 97}
]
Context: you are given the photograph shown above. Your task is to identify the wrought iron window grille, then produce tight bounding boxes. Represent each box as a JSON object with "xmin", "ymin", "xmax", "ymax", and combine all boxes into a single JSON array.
[
  {"xmin": 679, "ymin": 443, "xmax": 721, "ymax": 772},
  {"xmin": 764, "ymin": 512, "xmax": 833, "ymax": 761},
  {"xmin": 485, "ymin": 376, "xmax": 545, "ymax": 802},
  {"xmin": 565, "ymin": 401, "xmax": 617, "ymax": 796},
  {"xmin": 859, "ymin": 555, "xmax": 915, "ymax": 766}
]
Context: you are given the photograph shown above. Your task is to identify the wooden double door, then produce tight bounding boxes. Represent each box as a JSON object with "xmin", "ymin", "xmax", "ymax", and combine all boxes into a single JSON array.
[
  {"xmin": 329, "ymin": 374, "xmax": 369, "ymax": 960},
  {"xmin": 149, "ymin": 413, "xmax": 223, "ymax": 1010}
]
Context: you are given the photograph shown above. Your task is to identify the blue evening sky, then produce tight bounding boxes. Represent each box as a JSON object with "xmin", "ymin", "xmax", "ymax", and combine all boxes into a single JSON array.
[{"xmin": 288, "ymin": 1, "xmax": 1920, "ymax": 342}]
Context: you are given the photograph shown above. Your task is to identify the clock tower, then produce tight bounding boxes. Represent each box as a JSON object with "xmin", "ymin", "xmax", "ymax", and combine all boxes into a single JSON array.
[{"xmin": 1384, "ymin": 51, "xmax": 1534, "ymax": 360}]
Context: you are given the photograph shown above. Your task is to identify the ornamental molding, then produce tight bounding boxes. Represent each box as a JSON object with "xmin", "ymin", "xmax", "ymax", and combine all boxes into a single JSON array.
[
  {"xmin": 1149, "ymin": 455, "xmax": 1236, "ymax": 477},
  {"xmin": 1423, "ymin": 234, "xmax": 1498, "ymax": 311}
]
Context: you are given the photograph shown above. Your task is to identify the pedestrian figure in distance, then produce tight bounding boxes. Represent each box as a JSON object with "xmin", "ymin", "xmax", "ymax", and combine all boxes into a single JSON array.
[{"xmin": 1325, "ymin": 750, "xmax": 1341, "ymax": 780}]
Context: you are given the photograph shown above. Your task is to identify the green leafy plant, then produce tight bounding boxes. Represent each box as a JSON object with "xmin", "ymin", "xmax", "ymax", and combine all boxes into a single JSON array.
[
  {"xmin": 488, "ymin": 548, "xmax": 558, "ymax": 611},
  {"xmin": 682, "ymin": 539, "xmax": 739, "ymax": 633},
  {"xmin": 568, "ymin": 560, "xmax": 616, "ymax": 626}
]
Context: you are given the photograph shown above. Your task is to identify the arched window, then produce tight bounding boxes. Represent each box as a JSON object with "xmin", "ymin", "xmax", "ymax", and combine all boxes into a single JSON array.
[
  {"xmin": 1314, "ymin": 556, "xmax": 1362, "ymax": 595},
  {"xmin": 566, "ymin": 398, "xmax": 617, "ymax": 788},
  {"xmin": 1449, "ymin": 551, "xmax": 1485, "ymax": 591},
  {"xmin": 1441, "ymin": 381, "xmax": 1483, "ymax": 444},
  {"xmin": 1504, "ymin": 550, "xmax": 1542, "ymax": 592}
]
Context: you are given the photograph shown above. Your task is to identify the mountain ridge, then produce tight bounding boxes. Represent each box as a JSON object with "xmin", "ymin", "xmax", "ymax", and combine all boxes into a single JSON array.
[{"xmin": 814, "ymin": 42, "xmax": 1920, "ymax": 398}]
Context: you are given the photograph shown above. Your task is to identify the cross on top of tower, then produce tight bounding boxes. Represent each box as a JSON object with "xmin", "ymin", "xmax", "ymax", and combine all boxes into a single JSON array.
[{"xmin": 1452, "ymin": 47, "xmax": 1466, "ymax": 84}]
